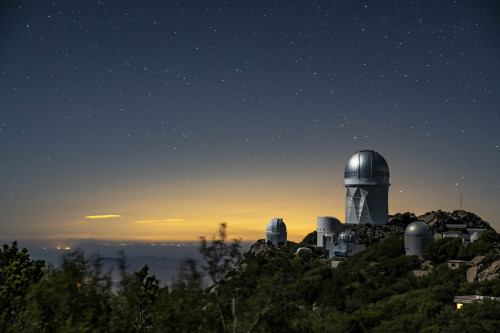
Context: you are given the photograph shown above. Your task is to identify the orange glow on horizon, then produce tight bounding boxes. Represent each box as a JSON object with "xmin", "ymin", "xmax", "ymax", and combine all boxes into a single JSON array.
[
  {"xmin": 85, "ymin": 215, "xmax": 122, "ymax": 219},
  {"xmin": 133, "ymin": 219, "xmax": 185, "ymax": 224},
  {"xmin": 6, "ymin": 162, "xmax": 495, "ymax": 243}
]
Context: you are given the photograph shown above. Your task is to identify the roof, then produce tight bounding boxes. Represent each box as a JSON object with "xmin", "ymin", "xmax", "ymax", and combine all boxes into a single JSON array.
[
  {"xmin": 446, "ymin": 224, "xmax": 467, "ymax": 229},
  {"xmin": 344, "ymin": 150, "xmax": 390, "ymax": 186},
  {"xmin": 266, "ymin": 218, "xmax": 287, "ymax": 233},
  {"xmin": 405, "ymin": 221, "xmax": 433, "ymax": 237},
  {"xmin": 454, "ymin": 295, "xmax": 500, "ymax": 304}
]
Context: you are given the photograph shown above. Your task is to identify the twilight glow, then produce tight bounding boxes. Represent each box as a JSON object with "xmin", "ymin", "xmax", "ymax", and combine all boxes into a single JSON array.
[{"xmin": 85, "ymin": 215, "xmax": 122, "ymax": 219}]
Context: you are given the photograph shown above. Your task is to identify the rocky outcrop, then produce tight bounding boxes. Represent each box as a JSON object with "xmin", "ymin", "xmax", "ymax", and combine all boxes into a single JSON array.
[
  {"xmin": 344, "ymin": 224, "xmax": 404, "ymax": 244},
  {"xmin": 471, "ymin": 255, "xmax": 485, "ymax": 266},
  {"xmin": 466, "ymin": 256, "xmax": 500, "ymax": 282},
  {"xmin": 467, "ymin": 265, "xmax": 479, "ymax": 282},
  {"xmin": 418, "ymin": 212, "xmax": 438, "ymax": 227},
  {"xmin": 416, "ymin": 210, "xmax": 493, "ymax": 233},
  {"xmin": 250, "ymin": 242, "xmax": 269, "ymax": 256},
  {"xmin": 478, "ymin": 260, "xmax": 500, "ymax": 282}
]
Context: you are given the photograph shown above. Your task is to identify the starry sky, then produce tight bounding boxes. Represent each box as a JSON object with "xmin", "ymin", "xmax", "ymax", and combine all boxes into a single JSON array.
[{"xmin": 1, "ymin": 0, "xmax": 499, "ymax": 242}]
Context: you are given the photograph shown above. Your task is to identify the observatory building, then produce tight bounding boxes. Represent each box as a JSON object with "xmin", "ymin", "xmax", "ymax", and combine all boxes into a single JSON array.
[
  {"xmin": 316, "ymin": 218, "xmax": 366, "ymax": 258},
  {"xmin": 404, "ymin": 221, "xmax": 434, "ymax": 257},
  {"xmin": 344, "ymin": 150, "xmax": 390, "ymax": 225},
  {"xmin": 324, "ymin": 230, "xmax": 366, "ymax": 258},
  {"xmin": 265, "ymin": 218, "xmax": 287, "ymax": 245},
  {"xmin": 317, "ymin": 216, "xmax": 343, "ymax": 247}
]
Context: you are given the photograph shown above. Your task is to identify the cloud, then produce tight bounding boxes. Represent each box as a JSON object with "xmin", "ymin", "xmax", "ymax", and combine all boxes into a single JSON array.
[
  {"xmin": 133, "ymin": 219, "xmax": 184, "ymax": 224},
  {"xmin": 85, "ymin": 215, "xmax": 121, "ymax": 219}
]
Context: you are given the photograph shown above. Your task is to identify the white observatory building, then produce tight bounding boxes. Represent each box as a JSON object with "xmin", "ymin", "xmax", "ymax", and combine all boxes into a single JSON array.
[
  {"xmin": 322, "ymin": 230, "xmax": 365, "ymax": 258},
  {"xmin": 317, "ymin": 216, "xmax": 343, "ymax": 247},
  {"xmin": 404, "ymin": 221, "xmax": 434, "ymax": 257},
  {"xmin": 265, "ymin": 218, "xmax": 287, "ymax": 245},
  {"xmin": 316, "ymin": 218, "xmax": 366, "ymax": 258},
  {"xmin": 344, "ymin": 150, "xmax": 390, "ymax": 224}
]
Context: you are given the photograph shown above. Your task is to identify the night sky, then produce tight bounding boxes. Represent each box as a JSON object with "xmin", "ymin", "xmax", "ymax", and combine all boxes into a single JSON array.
[{"xmin": 1, "ymin": 1, "xmax": 499, "ymax": 242}]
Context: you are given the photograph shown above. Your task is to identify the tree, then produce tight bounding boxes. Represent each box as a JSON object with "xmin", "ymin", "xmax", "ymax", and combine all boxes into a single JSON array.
[
  {"xmin": 199, "ymin": 223, "xmax": 241, "ymax": 333},
  {"xmin": 112, "ymin": 259, "xmax": 160, "ymax": 333},
  {"xmin": 152, "ymin": 259, "xmax": 214, "ymax": 332},
  {"xmin": 22, "ymin": 250, "xmax": 113, "ymax": 333},
  {"xmin": 424, "ymin": 237, "xmax": 462, "ymax": 264},
  {"xmin": 300, "ymin": 231, "xmax": 317, "ymax": 246},
  {"xmin": 0, "ymin": 242, "xmax": 44, "ymax": 330}
]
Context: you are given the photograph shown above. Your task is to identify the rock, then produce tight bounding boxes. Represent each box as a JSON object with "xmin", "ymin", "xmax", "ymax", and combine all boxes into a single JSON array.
[
  {"xmin": 418, "ymin": 212, "xmax": 437, "ymax": 226},
  {"xmin": 471, "ymin": 255, "xmax": 485, "ymax": 266},
  {"xmin": 478, "ymin": 260, "xmax": 500, "ymax": 282},
  {"xmin": 251, "ymin": 243, "xmax": 268, "ymax": 255},
  {"xmin": 413, "ymin": 270, "xmax": 429, "ymax": 277},
  {"xmin": 482, "ymin": 273, "xmax": 499, "ymax": 281},
  {"xmin": 467, "ymin": 266, "xmax": 478, "ymax": 282}
]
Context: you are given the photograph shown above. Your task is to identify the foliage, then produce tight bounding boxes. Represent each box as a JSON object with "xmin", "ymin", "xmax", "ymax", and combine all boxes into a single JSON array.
[
  {"xmin": 113, "ymin": 264, "xmax": 160, "ymax": 333},
  {"xmin": 0, "ymin": 218, "xmax": 499, "ymax": 332},
  {"xmin": 300, "ymin": 230, "xmax": 317, "ymax": 246},
  {"xmin": 388, "ymin": 212, "xmax": 417, "ymax": 228},
  {"xmin": 199, "ymin": 222, "xmax": 242, "ymax": 333},
  {"xmin": 423, "ymin": 237, "xmax": 462, "ymax": 264},
  {"xmin": 22, "ymin": 251, "xmax": 113, "ymax": 333},
  {"xmin": 0, "ymin": 242, "xmax": 45, "ymax": 330}
]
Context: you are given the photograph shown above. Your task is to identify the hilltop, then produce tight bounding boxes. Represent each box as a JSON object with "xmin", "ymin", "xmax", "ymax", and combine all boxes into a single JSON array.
[{"xmin": 337, "ymin": 210, "xmax": 494, "ymax": 245}]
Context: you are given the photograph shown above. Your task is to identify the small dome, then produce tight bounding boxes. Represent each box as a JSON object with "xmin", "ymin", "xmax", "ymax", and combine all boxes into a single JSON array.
[
  {"xmin": 266, "ymin": 218, "xmax": 287, "ymax": 233},
  {"xmin": 405, "ymin": 221, "xmax": 433, "ymax": 237},
  {"xmin": 338, "ymin": 230, "xmax": 357, "ymax": 243},
  {"xmin": 405, "ymin": 221, "xmax": 433, "ymax": 257},
  {"xmin": 344, "ymin": 150, "xmax": 390, "ymax": 186},
  {"xmin": 470, "ymin": 231, "xmax": 481, "ymax": 242}
]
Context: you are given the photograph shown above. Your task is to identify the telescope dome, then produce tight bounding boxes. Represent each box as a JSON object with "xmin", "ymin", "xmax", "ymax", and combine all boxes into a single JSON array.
[
  {"xmin": 344, "ymin": 150, "xmax": 390, "ymax": 186},
  {"xmin": 404, "ymin": 221, "xmax": 433, "ymax": 237},
  {"xmin": 266, "ymin": 218, "xmax": 287, "ymax": 233},
  {"xmin": 338, "ymin": 230, "xmax": 357, "ymax": 244},
  {"xmin": 404, "ymin": 221, "xmax": 433, "ymax": 257},
  {"xmin": 265, "ymin": 218, "xmax": 287, "ymax": 245}
]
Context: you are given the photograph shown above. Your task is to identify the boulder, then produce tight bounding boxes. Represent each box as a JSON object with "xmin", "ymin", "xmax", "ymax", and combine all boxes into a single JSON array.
[
  {"xmin": 471, "ymin": 255, "xmax": 485, "ymax": 266},
  {"xmin": 467, "ymin": 265, "xmax": 478, "ymax": 282},
  {"xmin": 418, "ymin": 212, "xmax": 437, "ymax": 226},
  {"xmin": 478, "ymin": 260, "xmax": 500, "ymax": 282}
]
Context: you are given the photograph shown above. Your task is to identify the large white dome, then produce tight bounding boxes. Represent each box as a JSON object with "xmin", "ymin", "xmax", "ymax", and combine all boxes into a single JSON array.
[
  {"xmin": 266, "ymin": 218, "xmax": 287, "ymax": 233},
  {"xmin": 265, "ymin": 218, "xmax": 287, "ymax": 245},
  {"xmin": 344, "ymin": 150, "xmax": 390, "ymax": 186}
]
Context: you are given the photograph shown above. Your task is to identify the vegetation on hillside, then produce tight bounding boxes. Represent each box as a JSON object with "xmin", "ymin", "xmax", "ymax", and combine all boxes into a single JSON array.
[{"xmin": 1, "ymin": 212, "xmax": 499, "ymax": 332}]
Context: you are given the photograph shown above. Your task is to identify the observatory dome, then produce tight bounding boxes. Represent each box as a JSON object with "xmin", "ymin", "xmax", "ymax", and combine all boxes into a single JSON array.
[
  {"xmin": 265, "ymin": 218, "xmax": 287, "ymax": 245},
  {"xmin": 404, "ymin": 221, "xmax": 433, "ymax": 237},
  {"xmin": 338, "ymin": 230, "xmax": 357, "ymax": 244},
  {"xmin": 404, "ymin": 221, "xmax": 433, "ymax": 257},
  {"xmin": 344, "ymin": 150, "xmax": 390, "ymax": 186},
  {"xmin": 266, "ymin": 218, "xmax": 287, "ymax": 233}
]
